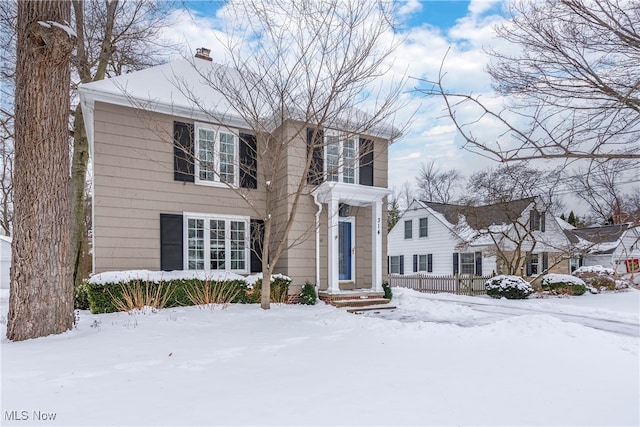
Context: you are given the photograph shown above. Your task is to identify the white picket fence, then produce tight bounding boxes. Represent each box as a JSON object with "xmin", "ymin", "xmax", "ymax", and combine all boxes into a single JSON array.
[{"xmin": 388, "ymin": 274, "xmax": 491, "ymax": 296}]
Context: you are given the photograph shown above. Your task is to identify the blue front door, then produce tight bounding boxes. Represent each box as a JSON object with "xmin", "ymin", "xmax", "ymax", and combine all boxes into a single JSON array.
[{"xmin": 339, "ymin": 221, "xmax": 352, "ymax": 281}]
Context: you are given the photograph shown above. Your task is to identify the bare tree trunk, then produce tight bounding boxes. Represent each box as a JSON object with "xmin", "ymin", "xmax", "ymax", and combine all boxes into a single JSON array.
[
  {"xmin": 7, "ymin": 0, "xmax": 75, "ymax": 341},
  {"xmin": 71, "ymin": 104, "xmax": 89, "ymax": 286}
]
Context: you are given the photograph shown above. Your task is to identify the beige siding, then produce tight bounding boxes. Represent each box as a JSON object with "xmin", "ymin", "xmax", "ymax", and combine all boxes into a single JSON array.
[
  {"xmin": 93, "ymin": 103, "xmax": 390, "ymax": 292},
  {"xmin": 93, "ymin": 102, "xmax": 265, "ymax": 273}
]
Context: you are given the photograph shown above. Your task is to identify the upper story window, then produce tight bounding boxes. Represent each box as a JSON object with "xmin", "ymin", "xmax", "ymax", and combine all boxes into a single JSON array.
[
  {"xmin": 325, "ymin": 130, "xmax": 358, "ymax": 184},
  {"xmin": 419, "ymin": 217, "xmax": 428, "ymax": 237},
  {"xmin": 404, "ymin": 220, "xmax": 412, "ymax": 239},
  {"xmin": 195, "ymin": 123, "xmax": 239, "ymax": 186},
  {"xmin": 530, "ymin": 209, "xmax": 546, "ymax": 232}
]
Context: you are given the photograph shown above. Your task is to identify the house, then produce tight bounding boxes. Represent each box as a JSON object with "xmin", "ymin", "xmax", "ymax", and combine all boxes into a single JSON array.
[
  {"xmin": 387, "ymin": 197, "xmax": 575, "ymax": 278},
  {"xmin": 571, "ymin": 224, "xmax": 640, "ymax": 276},
  {"xmin": 77, "ymin": 51, "xmax": 394, "ymax": 300}
]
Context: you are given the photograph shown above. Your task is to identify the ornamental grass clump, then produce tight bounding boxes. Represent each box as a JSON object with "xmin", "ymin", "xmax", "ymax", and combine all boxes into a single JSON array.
[
  {"xmin": 108, "ymin": 280, "xmax": 174, "ymax": 313},
  {"xmin": 485, "ymin": 275, "xmax": 533, "ymax": 299},
  {"xmin": 541, "ymin": 274, "xmax": 587, "ymax": 296},
  {"xmin": 185, "ymin": 280, "xmax": 241, "ymax": 309}
]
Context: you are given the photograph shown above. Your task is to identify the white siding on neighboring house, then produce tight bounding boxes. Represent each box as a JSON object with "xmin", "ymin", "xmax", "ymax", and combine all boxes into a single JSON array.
[
  {"xmin": 388, "ymin": 201, "xmax": 493, "ymax": 276},
  {"xmin": 584, "ymin": 227, "xmax": 640, "ymax": 275},
  {"xmin": 0, "ymin": 236, "xmax": 10, "ymax": 289}
]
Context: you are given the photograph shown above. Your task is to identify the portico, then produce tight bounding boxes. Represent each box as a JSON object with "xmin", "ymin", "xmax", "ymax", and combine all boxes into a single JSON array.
[{"xmin": 312, "ymin": 182, "xmax": 389, "ymax": 294}]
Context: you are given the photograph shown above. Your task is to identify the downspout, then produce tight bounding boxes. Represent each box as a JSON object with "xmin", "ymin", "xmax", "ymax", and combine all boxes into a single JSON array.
[{"xmin": 312, "ymin": 192, "xmax": 323, "ymax": 301}]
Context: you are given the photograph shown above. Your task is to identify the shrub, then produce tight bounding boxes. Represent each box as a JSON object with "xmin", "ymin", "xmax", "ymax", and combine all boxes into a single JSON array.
[
  {"xmin": 108, "ymin": 280, "xmax": 174, "ymax": 313},
  {"xmin": 74, "ymin": 282, "xmax": 90, "ymax": 310},
  {"xmin": 246, "ymin": 275, "xmax": 292, "ymax": 304},
  {"xmin": 185, "ymin": 280, "xmax": 242, "ymax": 309},
  {"xmin": 485, "ymin": 275, "xmax": 533, "ymax": 299},
  {"xmin": 573, "ymin": 265, "xmax": 630, "ymax": 291},
  {"xmin": 299, "ymin": 282, "xmax": 317, "ymax": 305},
  {"xmin": 382, "ymin": 281, "xmax": 392, "ymax": 300},
  {"xmin": 541, "ymin": 274, "xmax": 587, "ymax": 296}
]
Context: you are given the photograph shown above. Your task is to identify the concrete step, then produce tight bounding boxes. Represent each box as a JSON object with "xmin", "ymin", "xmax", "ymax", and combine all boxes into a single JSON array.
[
  {"xmin": 346, "ymin": 304, "xmax": 397, "ymax": 313},
  {"xmin": 331, "ymin": 298, "xmax": 391, "ymax": 308}
]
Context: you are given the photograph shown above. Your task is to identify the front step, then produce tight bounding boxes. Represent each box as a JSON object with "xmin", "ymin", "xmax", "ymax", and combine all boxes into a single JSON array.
[
  {"xmin": 331, "ymin": 298, "xmax": 391, "ymax": 308},
  {"xmin": 346, "ymin": 304, "xmax": 397, "ymax": 313}
]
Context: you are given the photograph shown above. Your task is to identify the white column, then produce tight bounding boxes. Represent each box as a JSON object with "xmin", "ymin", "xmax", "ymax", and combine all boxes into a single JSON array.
[
  {"xmin": 327, "ymin": 197, "xmax": 340, "ymax": 293},
  {"xmin": 372, "ymin": 200, "xmax": 383, "ymax": 292}
]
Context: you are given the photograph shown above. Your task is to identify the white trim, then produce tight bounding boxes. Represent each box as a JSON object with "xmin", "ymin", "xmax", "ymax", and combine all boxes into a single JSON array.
[
  {"xmin": 194, "ymin": 122, "xmax": 240, "ymax": 188},
  {"xmin": 182, "ymin": 212, "xmax": 250, "ymax": 274},
  {"xmin": 338, "ymin": 217, "xmax": 356, "ymax": 283},
  {"xmin": 324, "ymin": 129, "xmax": 359, "ymax": 184}
]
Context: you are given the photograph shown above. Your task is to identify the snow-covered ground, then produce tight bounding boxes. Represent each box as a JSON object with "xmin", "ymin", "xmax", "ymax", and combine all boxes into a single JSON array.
[{"xmin": 1, "ymin": 287, "xmax": 638, "ymax": 426}]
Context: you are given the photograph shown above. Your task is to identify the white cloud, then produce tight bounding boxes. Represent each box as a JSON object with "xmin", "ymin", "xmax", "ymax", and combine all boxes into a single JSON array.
[{"xmin": 398, "ymin": 0, "xmax": 423, "ymax": 17}]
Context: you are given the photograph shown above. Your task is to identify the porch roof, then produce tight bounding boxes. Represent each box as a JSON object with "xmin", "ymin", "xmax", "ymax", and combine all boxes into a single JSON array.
[{"xmin": 312, "ymin": 182, "xmax": 390, "ymax": 206}]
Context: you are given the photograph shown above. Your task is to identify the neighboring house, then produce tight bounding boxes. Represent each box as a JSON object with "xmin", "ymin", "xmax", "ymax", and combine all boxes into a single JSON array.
[
  {"xmin": 0, "ymin": 235, "xmax": 10, "ymax": 289},
  {"xmin": 78, "ymin": 52, "xmax": 393, "ymax": 298},
  {"xmin": 388, "ymin": 197, "xmax": 574, "ymax": 278},
  {"xmin": 571, "ymin": 224, "xmax": 640, "ymax": 275}
]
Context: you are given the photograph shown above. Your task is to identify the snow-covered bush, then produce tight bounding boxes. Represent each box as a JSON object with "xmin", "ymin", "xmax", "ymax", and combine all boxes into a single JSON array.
[
  {"xmin": 541, "ymin": 274, "xmax": 587, "ymax": 296},
  {"xmin": 485, "ymin": 275, "xmax": 534, "ymax": 299},
  {"xmin": 74, "ymin": 281, "xmax": 90, "ymax": 310},
  {"xmin": 573, "ymin": 265, "xmax": 631, "ymax": 292}
]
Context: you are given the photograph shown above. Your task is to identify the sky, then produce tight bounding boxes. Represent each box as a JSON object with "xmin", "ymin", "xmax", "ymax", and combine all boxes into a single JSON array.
[{"xmin": 160, "ymin": 1, "xmax": 620, "ymax": 215}]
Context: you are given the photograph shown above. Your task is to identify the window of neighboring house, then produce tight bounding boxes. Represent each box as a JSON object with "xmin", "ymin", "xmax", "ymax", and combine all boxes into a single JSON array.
[
  {"xmin": 404, "ymin": 220, "xmax": 412, "ymax": 239},
  {"xmin": 195, "ymin": 123, "xmax": 239, "ymax": 186},
  {"xmin": 570, "ymin": 256, "xmax": 582, "ymax": 273},
  {"xmin": 530, "ymin": 209, "xmax": 546, "ymax": 232},
  {"xmin": 186, "ymin": 214, "xmax": 249, "ymax": 273},
  {"xmin": 325, "ymin": 130, "xmax": 358, "ymax": 184},
  {"xmin": 419, "ymin": 217, "xmax": 428, "ymax": 237},
  {"xmin": 528, "ymin": 253, "xmax": 539, "ymax": 275},
  {"xmin": 389, "ymin": 256, "xmax": 401, "ymax": 274},
  {"xmin": 416, "ymin": 254, "xmax": 433, "ymax": 273},
  {"xmin": 460, "ymin": 252, "xmax": 476, "ymax": 275}
]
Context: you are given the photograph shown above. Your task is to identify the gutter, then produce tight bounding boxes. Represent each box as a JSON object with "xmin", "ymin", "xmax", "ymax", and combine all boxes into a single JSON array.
[{"xmin": 312, "ymin": 192, "xmax": 323, "ymax": 301}]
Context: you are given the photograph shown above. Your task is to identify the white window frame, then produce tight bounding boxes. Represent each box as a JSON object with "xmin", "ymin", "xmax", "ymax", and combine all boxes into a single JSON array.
[
  {"xmin": 418, "ymin": 254, "xmax": 428, "ymax": 272},
  {"xmin": 183, "ymin": 212, "xmax": 250, "ymax": 274},
  {"xmin": 324, "ymin": 129, "xmax": 359, "ymax": 184},
  {"xmin": 389, "ymin": 256, "xmax": 401, "ymax": 274},
  {"xmin": 404, "ymin": 220, "xmax": 412, "ymax": 239},
  {"xmin": 419, "ymin": 217, "xmax": 428, "ymax": 238},
  {"xmin": 529, "ymin": 253, "xmax": 540, "ymax": 275},
  {"xmin": 460, "ymin": 252, "xmax": 476, "ymax": 275},
  {"xmin": 194, "ymin": 122, "xmax": 240, "ymax": 187}
]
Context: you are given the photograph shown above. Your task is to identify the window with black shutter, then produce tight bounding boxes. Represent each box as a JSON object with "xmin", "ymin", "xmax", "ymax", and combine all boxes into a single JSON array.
[
  {"xmin": 160, "ymin": 214, "xmax": 183, "ymax": 270},
  {"xmin": 239, "ymin": 133, "xmax": 257, "ymax": 189},
  {"xmin": 173, "ymin": 121, "xmax": 194, "ymax": 182},
  {"xmin": 307, "ymin": 128, "xmax": 324, "ymax": 185},
  {"xmin": 359, "ymin": 138, "xmax": 374, "ymax": 186}
]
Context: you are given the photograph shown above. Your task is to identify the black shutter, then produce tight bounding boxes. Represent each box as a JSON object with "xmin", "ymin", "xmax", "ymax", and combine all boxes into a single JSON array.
[
  {"xmin": 359, "ymin": 138, "xmax": 374, "ymax": 186},
  {"xmin": 526, "ymin": 254, "xmax": 532, "ymax": 276},
  {"xmin": 306, "ymin": 128, "xmax": 324, "ymax": 185},
  {"xmin": 427, "ymin": 254, "xmax": 433, "ymax": 273},
  {"xmin": 475, "ymin": 252, "xmax": 482, "ymax": 276},
  {"xmin": 250, "ymin": 219, "xmax": 264, "ymax": 273},
  {"xmin": 387, "ymin": 256, "xmax": 390, "ymax": 274},
  {"xmin": 529, "ymin": 210, "xmax": 535, "ymax": 231},
  {"xmin": 542, "ymin": 252, "xmax": 548, "ymax": 272},
  {"xmin": 174, "ymin": 121, "xmax": 194, "ymax": 182},
  {"xmin": 453, "ymin": 253, "xmax": 459, "ymax": 275},
  {"xmin": 399, "ymin": 255, "xmax": 404, "ymax": 275},
  {"xmin": 239, "ymin": 133, "xmax": 257, "ymax": 189},
  {"xmin": 413, "ymin": 254, "xmax": 418, "ymax": 273},
  {"xmin": 160, "ymin": 214, "xmax": 183, "ymax": 270},
  {"xmin": 541, "ymin": 212, "xmax": 546, "ymax": 232}
]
